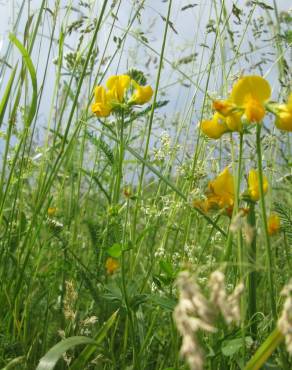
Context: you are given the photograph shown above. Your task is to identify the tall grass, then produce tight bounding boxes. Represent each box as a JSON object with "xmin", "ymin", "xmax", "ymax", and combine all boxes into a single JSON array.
[{"xmin": 0, "ymin": 1, "xmax": 291, "ymax": 369}]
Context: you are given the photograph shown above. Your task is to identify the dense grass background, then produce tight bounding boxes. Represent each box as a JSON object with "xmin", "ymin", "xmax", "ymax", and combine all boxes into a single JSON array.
[{"xmin": 0, "ymin": 0, "xmax": 291, "ymax": 369}]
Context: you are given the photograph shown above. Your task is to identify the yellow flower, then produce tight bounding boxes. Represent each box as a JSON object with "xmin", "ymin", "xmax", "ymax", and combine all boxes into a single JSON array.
[
  {"xmin": 230, "ymin": 75, "xmax": 271, "ymax": 123},
  {"xmin": 200, "ymin": 112, "xmax": 229, "ymax": 139},
  {"xmin": 193, "ymin": 168, "xmax": 234, "ymax": 215},
  {"xmin": 106, "ymin": 74, "xmax": 131, "ymax": 103},
  {"xmin": 275, "ymin": 93, "xmax": 292, "ymax": 132},
  {"xmin": 48, "ymin": 207, "xmax": 57, "ymax": 217},
  {"xmin": 105, "ymin": 257, "xmax": 119, "ymax": 274},
  {"xmin": 130, "ymin": 80, "xmax": 153, "ymax": 105},
  {"xmin": 248, "ymin": 169, "xmax": 268, "ymax": 201},
  {"xmin": 267, "ymin": 214, "xmax": 281, "ymax": 236},
  {"xmin": 207, "ymin": 167, "xmax": 235, "ymax": 209},
  {"xmin": 92, "ymin": 86, "xmax": 112, "ymax": 117}
]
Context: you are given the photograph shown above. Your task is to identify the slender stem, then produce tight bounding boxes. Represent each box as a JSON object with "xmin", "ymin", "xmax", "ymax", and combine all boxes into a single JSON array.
[
  {"xmin": 255, "ymin": 124, "xmax": 277, "ymax": 321},
  {"xmin": 113, "ymin": 112, "xmax": 125, "ymax": 204},
  {"xmin": 247, "ymin": 202, "xmax": 257, "ymax": 338}
]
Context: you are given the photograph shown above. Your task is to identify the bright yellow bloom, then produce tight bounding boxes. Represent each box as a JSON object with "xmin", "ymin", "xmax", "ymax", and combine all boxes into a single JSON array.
[
  {"xmin": 92, "ymin": 86, "xmax": 112, "ymax": 117},
  {"xmin": 200, "ymin": 112, "xmax": 229, "ymax": 139},
  {"xmin": 248, "ymin": 169, "xmax": 268, "ymax": 201},
  {"xmin": 268, "ymin": 214, "xmax": 281, "ymax": 236},
  {"xmin": 130, "ymin": 80, "xmax": 153, "ymax": 105},
  {"xmin": 275, "ymin": 93, "xmax": 292, "ymax": 132},
  {"xmin": 48, "ymin": 207, "xmax": 57, "ymax": 217},
  {"xmin": 207, "ymin": 167, "xmax": 235, "ymax": 209},
  {"xmin": 105, "ymin": 257, "xmax": 119, "ymax": 274},
  {"xmin": 231, "ymin": 76, "xmax": 271, "ymax": 123},
  {"xmin": 106, "ymin": 75, "xmax": 131, "ymax": 103}
]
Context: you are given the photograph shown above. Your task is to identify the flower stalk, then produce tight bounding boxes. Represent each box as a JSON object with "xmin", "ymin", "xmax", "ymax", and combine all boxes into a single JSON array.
[{"xmin": 255, "ymin": 124, "xmax": 277, "ymax": 321}]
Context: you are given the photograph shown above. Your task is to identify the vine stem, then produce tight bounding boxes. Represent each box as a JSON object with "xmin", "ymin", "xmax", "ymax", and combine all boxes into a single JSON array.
[{"xmin": 255, "ymin": 124, "xmax": 277, "ymax": 321}]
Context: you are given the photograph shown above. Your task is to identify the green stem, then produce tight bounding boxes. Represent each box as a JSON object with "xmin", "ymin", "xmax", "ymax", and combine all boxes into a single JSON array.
[
  {"xmin": 244, "ymin": 328, "xmax": 284, "ymax": 370},
  {"xmin": 113, "ymin": 112, "xmax": 125, "ymax": 204},
  {"xmin": 255, "ymin": 124, "xmax": 277, "ymax": 321},
  {"xmin": 247, "ymin": 202, "xmax": 257, "ymax": 338}
]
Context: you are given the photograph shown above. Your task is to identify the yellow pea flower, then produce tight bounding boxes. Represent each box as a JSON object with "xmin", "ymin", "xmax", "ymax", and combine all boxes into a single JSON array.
[
  {"xmin": 248, "ymin": 169, "xmax": 268, "ymax": 201},
  {"xmin": 275, "ymin": 93, "xmax": 292, "ymax": 132},
  {"xmin": 267, "ymin": 214, "xmax": 280, "ymax": 236},
  {"xmin": 92, "ymin": 86, "xmax": 112, "ymax": 117},
  {"xmin": 230, "ymin": 75, "xmax": 271, "ymax": 123},
  {"xmin": 193, "ymin": 168, "xmax": 234, "ymax": 215},
  {"xmin": 207, "ymin": 167, "xmax": 235, "ymax": 209},
  {"xmin": 130, "ymin": 80, "xmax": 153, "ymax": 105},
  {"xmin": 105, "ymin": 257, "xmax": 119, "ymax": 274},
  {"xmin": 200, "ymin": 112, "xmax": 229, "ymax": 139},
  {"xmin": 106, "ymin": 74, "xmax": 131, "ymax": 103}
]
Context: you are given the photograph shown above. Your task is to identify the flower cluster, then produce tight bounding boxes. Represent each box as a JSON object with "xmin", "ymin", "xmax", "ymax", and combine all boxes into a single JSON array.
[
  {"xmin": 91, "ymin": 74, "xmax": 153, "ymax": 117},
  {"xmin": 200, "ymin": 75, "xmax": 292, "ymax": 139},
  {"xmin": 193, "ymin": 166, "xmax": 268, "ymax": 215}
]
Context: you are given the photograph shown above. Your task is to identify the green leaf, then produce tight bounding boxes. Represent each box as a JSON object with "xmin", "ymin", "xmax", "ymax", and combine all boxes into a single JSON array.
[
  {"xmin": 36, "ymin": 336, "xmax": 95, "ymax": 370},
  {"xmin": 222, "ymin": 337, "xmax": 253, "ymax": 357},
  {"xmin": 9, "ymin": 33, "xmax": 37, "ymax": 127},
  {"xmin": 1, "ymin": 356, "xmax": 25, "ymax": 370},
  {"xmin": 0, "ymin": 64, "xmax": 17, "ymax": 127},
  {"xmin": 70, "ymin": 310, "xmax": 118, "ymax": 370},
  {"xmin": 149, "ymin": 294, "xmax": 177, "ymax": 311},
  {"xmin": 159, "ymin": 260, "xmax": 175, "ymax": 278},
  {"xmin": 107, "ymin": 243, "xmax": 122, "ymax": 258}
]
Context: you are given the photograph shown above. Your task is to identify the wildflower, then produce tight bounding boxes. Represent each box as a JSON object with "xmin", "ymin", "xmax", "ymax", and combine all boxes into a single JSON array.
[
  {"xmin": 105, "ymin": 257, "xmax": 119, "ymax": 274},
  {"xmin": 200, "ymin": 112, "xmax": 228, "ymax": 139},
  {"xmin": 248, "ymin": 169, "xmax": 268, "ymax": 201},
  {"xmin": 92, "ymin": 86, "xmax": 112, "ymax": 117},
  {"xmin": 106, "ymin": 74, "xmax": 131, "ymax": 103},
  {"xmin": 278, "ymin": 280, "xmax": 292, "ymax": 355},
  {"xmin": 130, "ymin": 80, "xmax": 153, "ymax": 105},
  {"xmin": 275, "ymin": 93, "xmax": 292, "ymax": 132},
  {"xmin": 207, "ymin": 167, "xmax": 234, "ymax": 210},
  {"xmin": 230, "ymin": 75, "xmax": 271, "ymax": 123},
  {"xmin": 267, "ymin": 214, "xmax": 281, "ymax": 236},
  {"xmin": 193, "ymin": 167, "xmax": 234, "ymax": 213},
  {"xmin": 48, "ymin": 207, "xmax": 57, "ymax": 217}
]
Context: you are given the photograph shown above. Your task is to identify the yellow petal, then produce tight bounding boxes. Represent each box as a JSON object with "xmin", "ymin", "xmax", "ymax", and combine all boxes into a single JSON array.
[
  {"xmin": 208, "ymin": 167, "xmax": 234, "ymax": 208},
  {"xmin": 130, "ymin": 82, "xmax": 153, "ymax": 105},
  {"xmin": 225, "ymin": 112, "xmax": 243, "ymax": 131},
  {"xmin": 268, "ymin": 214, "xmax": 280, "ymax": 236},
  {"xmin": 244, "ymin": 96, "xmax": 266, "ymax": 123},
  {"xmin": 200, "ymin": 113, "xmax": 228, "ymax": 139},
  {"xmin": 275, "ymin": 94, "xmax": 292, "ymax": 132},
  {"xmin": 248, "ymin": 169, "xmax": 268, "ymax": 201},
  {"xmin": 106, "ymin": 75, "xmax": 131, "ymax": 103},
  {"xmin": 231, "ymin": 75, "xmax": 271, "ymax": 105},
  {"xmin": 105, "ymin": 257, "xmax": 119, "ymax": 274}
]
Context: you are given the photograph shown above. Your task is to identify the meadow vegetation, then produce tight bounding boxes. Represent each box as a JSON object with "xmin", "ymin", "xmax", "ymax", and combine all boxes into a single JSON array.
[{"xmin": 0, "ymin": 1, "xmax": 291, "ymax": 369}]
